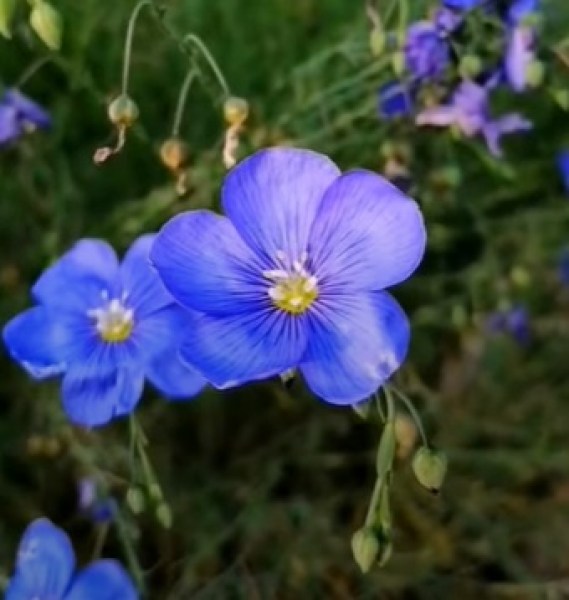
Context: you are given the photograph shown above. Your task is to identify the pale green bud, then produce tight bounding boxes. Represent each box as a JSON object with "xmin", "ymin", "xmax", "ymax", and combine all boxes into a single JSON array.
[
  {"xmin": 108, "ymin": 94, "xmax": 139, "ymax": 128},
  {"xmin": 459, "ymin": 55, "xmax": 482, "ymax": 79},
  {"xmin": 156, "ymin": 503, "xmax": 173, "ymax": 529},
  {"xmin": 369, "ymin": 28, "xmax": 385, "ymax": 57},
  {"xmin": 126, "ymin": 486, "xmax": 146, "ymax": 514},
  {"xmin": 526, "ymin": 60, "xmax": 545, "ymax": 88},
  {"xmin": 552, "ymin": 89, "xmax": 569, "ymax": 111},
  {"xmin": 351, "ymin": 527, "xmax": 379, "ymax": 573},
  {"xmin": 391, "ymin": 51, "xmax": 406, "ymax": 77},
  {"xmin": 30, "ymin": 0, "xmax": 62, "ymax": 51},
  {"xmin": 412, "ymin": 447, "xmax": 448, "ymax": 493},
  {"xmin": 0, "ymin": 0, "xmax": 17, "ymax": 38}
]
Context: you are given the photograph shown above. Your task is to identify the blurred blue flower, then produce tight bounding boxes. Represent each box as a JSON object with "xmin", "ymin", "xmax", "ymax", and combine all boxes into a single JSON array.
[
  {"xmin": 78, "ymin": 478, "xmax": 117, "ymax": 523},
  {"xmin": 378, "ymin": 81, "xmax": 413, "ymax": 119},
  {"xmin": 405, "ymin": 22, "xmax": 449, "ymax": 81},
  {"xmin": 151, "ymin": 148, "xmax": 426, "ymax": 405},
  {"xmin": 6, "ymin": 518, "xmax": 137, "ymax": 600},
  {"xmin": 557, "ymin": 150, "xmax": 569, "ymax": 193},
  {"xmin": 558, "ymin": 248, "xmax": 569, "ymax": 286},
  {"xmin": 504, "ymin": 0, "xmax": 540, "ymax": 92},
  {"xmin": 487, "ymin": 305, "xmax": 531, "ymax": 346},
  {"xmin": 434, "ymin": 7, "xmax": 464, "ymax": 34},
  {"xmin": 443, "ymin": 0, "xmax": 485, "ymax": 9},
  {"xmin": 416, "ymin": 78, "xmax": 532, "ymax": 155},
  {"xmin": 0, "ymin": 89, "xmax": 51, "ymax": 146},
  {"xmin": 3, "ymin": 235, "xmax": 206, "ymax": 427}
]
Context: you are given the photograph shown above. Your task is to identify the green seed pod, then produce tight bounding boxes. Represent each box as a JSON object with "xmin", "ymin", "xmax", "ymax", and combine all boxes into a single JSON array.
[
  {"xmin": 30, "ymin": 0, "xmax": 62, "ymax": 51},
  {"xmin": 159, "ymin": 137, "xmax": 190, "ymax": 172},
  {"xmin": 412, "ymin": 447, "xmax": 448, "ymax": 493},
  {"xmin": 223, "ymin": 96, "xmax": 249, "ymax": 126},
  {"xmin": 351, "ymin": 527, "xmax": 379, "ymax": 573},
  {"xmin": 108, "ymin": 94, "xmax": 139, "ymax": 128},
  {"xmin": 0, "ymin": 0, "xmax": 17, "ymax": 39}
]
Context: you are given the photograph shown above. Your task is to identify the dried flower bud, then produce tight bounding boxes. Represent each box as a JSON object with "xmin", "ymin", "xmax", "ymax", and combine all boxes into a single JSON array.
[
  {"xmin": 30, "ymin": 0, "xmax": 62, "ymax": 50},
  {"xmin": 412, "ymin": 447, "xmax": 448, "ymax": 493},
  {"xmin": 0, "ymin": 0, "xmax": 17, "ymax": 38},
  {"xmin": 223, "ymin": 96, "xmax": 249, "ymax": 126},
  {"xmin": 108, "ymin": 94, "xmax": 139, "ymax": 128},
  {"xmin": 159, "ymin": 137, "xmax": 189, "ymax": 173},
  {"xmin": 351, "ymin": 527, "xmax": 379, "ymax": 573}
]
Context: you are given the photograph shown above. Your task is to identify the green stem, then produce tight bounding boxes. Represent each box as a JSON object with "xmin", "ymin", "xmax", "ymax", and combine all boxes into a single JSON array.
[
  {"xmin": 397, "ymin": 0, "xmax": 408, "ymax": 45},
  {"xmin": 364, "ymin": 476, "xmax": 383, "ymax": 527},
  {"xmin": 115, "ymin": 509, "xmax": 146, "ymax": 593},
  {"xmin": 171, "ymin": 67, "xmax": 198, "ymax": 136},
  {"xmin": 389, "ymin": 385, "xmax": 429, "ymax": 447},
  {"xmin": 121, "ymin": 0, "xmax": 152, "ymax": 95},
  {"xmin": 15, "ymin": 56, "xmax": 53, "ymax": 88},
  {"xmin": 182, "ymin": 33, "xmax": 230, "ymax": 96},
  {"xmin": 384, "ymin": 385, "xmax": 395, "ymax": 423}
]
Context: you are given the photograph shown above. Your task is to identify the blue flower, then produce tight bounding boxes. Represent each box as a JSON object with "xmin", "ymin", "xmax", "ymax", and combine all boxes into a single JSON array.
[
  {"xmin": 416, "ymin": 77, "xmax": 532, "ymax": 155},
  {"xmin": 3, "ymin": 235, "xmax": 206, "ymax": 427},
  {"xmin": 377, "ymin": 81, "xmax": 414, "ymax": 120},
  {"xmin": 6, "ymin": 518, "xmax": 137, "ymax": 600},
  {"xmin": 486, "ymin": 305, "xmax": 530, "ymax": 346},
  {"xmin": 405, "ymin": 22, "xmax": 449, "ymax": 81},
  {"xmin": 557, "ymin": 151, "xmax": 569, "ymax": 193},
  {"xmin": 78, "ymin": 478, "xmax": 117, "ymax": 523},
  {"xmin": 0, "ymin": 89, "xmax": 51, "ymax": 146},
  {"xmin": 151, "ymin": 148, "xmax": 426, "ymax": 405},
  {"xmin": 443, "ymin": 0, "xmax": 485, "ymax": 9},
  {"xmin": 434, "ymin": 7, "xmax": 464, "ymax": 34}
]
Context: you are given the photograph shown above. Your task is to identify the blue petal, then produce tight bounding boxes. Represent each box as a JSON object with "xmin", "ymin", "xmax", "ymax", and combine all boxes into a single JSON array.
[
  {"xmin": 146, "ymin": 344, "xmax": 207, "ymax": 400},
  {"xmin": 222, "ymin": 148, "xmax": 340, "ymax": 261},
  {"xmin": 557, "ymin": 151, "xmax": 569, "ymax": 193},
  {"xmin": 119, "ymin": 234, "xmax": 172, "ymax": 316},
  {"xmin": 179, "ymin": 308, "xmax": 308, "ymax": 388},
  {"xmin": 33, "ymin": 239, "xmax": 119, "ymax": 312},
  {"xmin": 3, "ymin": 307, "xmax": 69, "ymax": 379},
  {"xmin": 62, "ymin": 368, "xmax": 144, "ymax": 427},
  {"xmin": 443, "ymin": 0, "xmax": 482, "ymax": 9},
  {"xmin": 0, "ymin": 104, "xmax": 22, "ymax": 145},
  {"xmin": 309, "ymin": 170, "xmax": 426, "ymax": 292},
  {"xmin": 5, "ymin": 518, "xmax": 75, "ymax": 600},
  {"xmin": 300, "ymin": 292, "xmax": 410, "ymax": 405},
  {"xmin": 66, "ymin": 560, "xmax": 138, "ymax": 600},
  {"xmin": 151, "ymin": 210, "xmax": 266, "ymax": 315},
  {"xmin": 378, "ymin": 82, "xmax": 413, "ymax": 120},
  {"xmin": 4, "ymin": 89, "xmax": 51, "ymax": 129},
  {"xmin": 508, "ymin": 0, "xmax": 539, "ymax": 25}
]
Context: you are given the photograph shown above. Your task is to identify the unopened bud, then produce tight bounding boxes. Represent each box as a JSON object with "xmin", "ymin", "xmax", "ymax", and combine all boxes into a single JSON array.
[
  {"xmin": 159, "ymin": 137, "xmax": 189, "ymax": 173},
  {"xmin": 126, "ymin": 486, "xmax": 146, "ymax": 514},
  {"xmin": 156, "ymin": 502, "xmax": 173, "ymax": 529},
  {"xmin": 223, "ymin": 96, "xmax": 249, "ymax": 126},
  {"xmin": 0, "ymin": 0, "xmax": 16, "ymax": 38},
  {"xmin": 459, "ymin": 55, "xmax": 482, "ymax": 79},
  {"xmin": 108, "ymin": 94, "xmax": 139, "ymax": 128},
  {"xmin": 525, "ymin": 60, "xmax": 545, "ymax": 88},
  {"xmin": 369, "ymin": 28, "xmax": 385, "ymax": 57},
  {"xmin": 552, "ymin": 89, "xmax": 569, "ymax": 111},
  {"xmin": 351, "ymin": 527, "xmax": 379, "ymax": 573},
  {"xmin": 392, "ymin": 51, "xmax": 405, "ymax": 77},
  {"xmin": 412, "ymin": 447, "xmax": 448, "ymax": 493},
  {"xmin": 510, "ymin": 265, "xmax": 531, "ymax": 288},
  {"xmin": 30, "ymin": 0, "xmax": 62, "ymax": 50}
]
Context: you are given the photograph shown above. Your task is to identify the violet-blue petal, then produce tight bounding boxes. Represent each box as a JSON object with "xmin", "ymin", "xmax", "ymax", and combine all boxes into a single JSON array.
[
  {"xmin": 33, "ymin": 239, "xmax": 119, "ymax": 311},
  {"xmin": 3, "ymin": 307, "xmax": 69, "ymax": 379},
  {"xmin": 508, "ymin": 0, "xmax": 539, "ymax": 25},
  {"xmin": 309, "ymin": 170, "xmax": 426, "ymax": 292},
  {"xmin": 6, "ymin": 518, "xmax": 75, "ymax": 600},
  {"xmin": 434, "ymin": 7, "xmax": 463, "ymax": 33},
  {"xmin": 481, "ymin": 113, "xmax": 532, "ymax": 156},
  {"xmin": 557, "ymin": 151, "xmax": 569, "ymax": 193},
  {"xmin": 119, "ymin": 234, "xmax": 171, "ymax": 316},
  {"xmin": 4, "ymin": 89, "xmax": 51, "ymax": 129},
  {"xmin": 62, "ymin": 368, "xmax": 144, "ymax": 427},
  {"xmin": 179, "ymin": 309, "xmax": 308, "ymax": 389},
  {"xmin": 146, "ymin": 344, "xmax": 207, "ymax": 400},
  {"xmin": 416, "ymin": 105, "xmax": 458, "ymax": 127},
  {"xmin": 0, "ymin": 104, "xmax": 21, "ymax": 145},
  {"xmin": 504, "ymin": 27, "xmax": 534, "ymax": 92},
  {"xmin": 151, "ymin": 210, "xmax": 265, "ymax": 315},
  {"xmin": 443, "ymin": 0, "xmax": 483, "ymax": 9},
  {"xmin": 378, "ymin": 82, "xmax": 413, "ymax": 119},
  {"xmin": 66, "ymin": 560, "xmax": 138, "ymax": 600},
  {"xmin": 221, "ymin": 148, "xmax": 340, "ymax": 261},
  {"xmin": 405, "ymin": 22, "xmax": 449, "ymax": 81},
  {"xmin": 300, "ymin": 292, "xmax": 410, "ymax": 405}
]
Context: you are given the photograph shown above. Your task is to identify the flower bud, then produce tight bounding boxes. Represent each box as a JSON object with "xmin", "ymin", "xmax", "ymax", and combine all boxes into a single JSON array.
[
  {"xmin": 30, "ymin": 0, "xmax": 62, "ymax": 50},
  {"xmin": 126, "ymin": 486, "xmax": 146, "ymax": 514},
  {"xmin": 459, "ymin": 55, "xmax": 482, "ymax": 79},
  {"xmin": 412, "ymin": 447, "xmax": 448, "ymax": 493},
  {"xmin": 369, "ymin": 28, "xmax": 385, "ymax": 57},
  {"xmin": 351, "ymin": 527, "xmax": 379, "ymax": 573},
  {"xmin": 0, "ymin": 0, "xmax": 16, "ymax": 38},
  {"xmin": 108, "ymin": 94, "xmax": 139, "ymax": 128},
  {"xmin": 223, "ymin": 96, "xmax": 249, "ymax": 126},
  {"xmin": 525, "ymin": 60, "xmax": 545, "ymax": 88},
  {"xmin": 391, "ymin": 51, "xmax": 405, "ymax": 77},
  {"xmin": 159, "ymin": 137, "xmax": 189, "ymax": 173},
  {"xmin": 156, "ymin": 502, "xmax": 173, "ymax": 529},
  {"xmin": 553, "ymin": 89, "xmax": 569, "ymax": 111}
]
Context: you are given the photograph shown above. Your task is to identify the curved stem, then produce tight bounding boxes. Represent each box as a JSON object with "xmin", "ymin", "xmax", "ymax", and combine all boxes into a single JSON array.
[
  {"xmin": 388, "ymin": 385, "xmax": 429, "ymax": 447},
  {"xmin": 122, "ymin": 0, "xmax": 152, "ymax": 95},
  {"xmin": 364, "ymin": 476, "xmax": 383, "ymax": 527},
  {"xmin": 15, "ymin": 56, "xmax": 53, "ymax": 88},
  {"xmin": 171, "ymin": 67, "xmax": 198, "ymax": 136},
  {"xmin": 182, "ymin": 33, "xmax": 230, "ymax": 96}
]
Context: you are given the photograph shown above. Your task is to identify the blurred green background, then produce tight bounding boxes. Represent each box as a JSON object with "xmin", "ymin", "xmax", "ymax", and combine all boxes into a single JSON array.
[{"xmin": 2, "ymin": 0, "xmax": 569, "ymax": 598}]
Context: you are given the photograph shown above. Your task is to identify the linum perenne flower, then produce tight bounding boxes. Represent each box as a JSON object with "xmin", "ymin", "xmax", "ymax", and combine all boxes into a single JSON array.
[
  {"xmin": 151, "ymin": 148, "xmax": 426, "ymax": 405},
  {"xmin": 6, "ymin": 518, "xmax": 137, "ymax": 600},
  {"xmin": 3, "ymin": 235, "xmax": 206, "ymax": 427},
  {"xmin": 405, "ymin": 21, "xmax": 449, "ymax": 82},
  {"xmin": 0, "ymin": 89, "xmax": 50, "ymax": 146}
]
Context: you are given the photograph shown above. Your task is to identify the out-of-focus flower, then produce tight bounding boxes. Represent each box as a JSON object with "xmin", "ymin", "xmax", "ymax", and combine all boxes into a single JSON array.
[
  {"xmin": 443, "ymin": 0, "xmax": 485, "ymax": 9},
  {"xmin": 405, "ymin": 22, "xmax": 449, "ymax": 81},
  {"xmin": 151, "ymin": 148, "xmax": 426, "ymax": 405},
  {"xmin": 504, "ymin": 0, "xmax": 540, "ymax": 92},
  {"xmin": 434, "ymin": 7, "xmax": 463, "ymax": 34},
  {"xmin": 486, "ymin": 305, "xmax": 531, "ymax": 345},
  {"xmin": 3, "ymin": 235, "xmax": 206, "ymax": 427},
  {"xmin": 6, "ymin": 518, "xmax": 137, "ymax": 599},
  {"xmin": 557, "ymin": 151, "xmax": 569, "ymax": 194},
  {"xmin": 0, "ymin": 89, "xmax": 51, "ymax": 146},
  {"xmin": 377, "ymin": 81, "xmax": 414, "ymax": 120},
  {"xmin": 416, "ymin": 78, "xmax": 532, "ymax": 155},
  {"xmin": 78, "ymin": 478, "xmax": 117, "ymax": 523}
]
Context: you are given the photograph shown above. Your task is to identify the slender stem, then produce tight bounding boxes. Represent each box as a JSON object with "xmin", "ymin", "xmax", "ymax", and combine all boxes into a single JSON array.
[
  {"xmin": 389, "ymin": 385, "xmax": 429, "ymax": 447},
  {"xmin": 374, "ymin": 391, "xmax": 386, "ymax": 422},
  {"xmin": 182, "ymin": 33, "xmax": 230, "ymax": 96},
  {"xmin": 15, "ymin": 56, "xmax": 53, "ymax": 88},
  {"xmin": 171, "ymin": 67, "xmax": 197, "ymax": 136},
  {"xmin": 364, "ymin": 476, "xmax": 383, "ymax": 527},
  {"xmin": 384, "ymin": 386, "xmax": 395, "ymax": 423},
  {"xmin": 115, "ymin": 509, "xmax": 146, "ymax": 593},
  {"xmin": 398, "ymin": 0, "xmax": 409, "ymax": 45},
  {"xmin": 122, "ymin": 0, "xmax": 152, "ymax": 95},
  {"xmin": 91, "ymin": 523, "xmax": 110, "ymax": 561}
]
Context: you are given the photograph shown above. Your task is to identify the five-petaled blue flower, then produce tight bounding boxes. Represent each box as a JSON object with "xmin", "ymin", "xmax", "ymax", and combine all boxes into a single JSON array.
[
  {"xmin": 3, "ymin": 234, "xmax": 206, "ymax": 427},
  {"xmin": 0, "ymin": 89, "xmax": 51, "ymax": 146},
  {"xmin": 405, "ymin": 22, "xmax": 449, "ymax": 81},
  {"xmin": 6, "ymin": 518, "xmax": 137, "ymax": 600},
  {"xmin": 151, "ymin": 148, "xmax": 426, "ymax": 405}
]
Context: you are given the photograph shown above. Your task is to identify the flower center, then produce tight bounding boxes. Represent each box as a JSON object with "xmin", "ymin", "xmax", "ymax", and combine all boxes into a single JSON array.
[
  {"xmin": 263, "ymin": 250, "xmax": 319, "ymax": 315},
  {"xmin": 88, "ymin": 292, "xmax": 134, "ymax": 343}
]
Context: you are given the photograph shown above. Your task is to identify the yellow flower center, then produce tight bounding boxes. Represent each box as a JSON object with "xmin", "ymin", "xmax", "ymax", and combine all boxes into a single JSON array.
[
  {"xmin": 263, "ymin": 250, "xmax": 319, "ymax": 315},
  {"xmin": 88, "ymin": 294, "xmax": 134, "ymax": 343}
]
